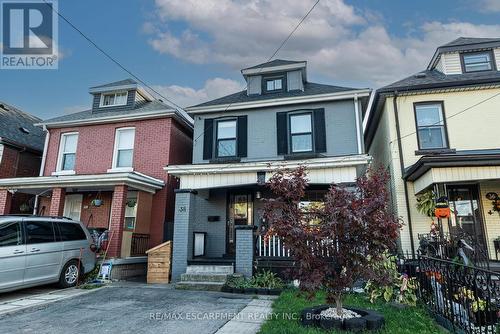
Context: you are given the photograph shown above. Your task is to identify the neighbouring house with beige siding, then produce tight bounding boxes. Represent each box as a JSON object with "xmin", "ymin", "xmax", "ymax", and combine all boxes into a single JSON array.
[{"xmin": 364, "ymin": 37, "xmax": 500, "ymax": 262}]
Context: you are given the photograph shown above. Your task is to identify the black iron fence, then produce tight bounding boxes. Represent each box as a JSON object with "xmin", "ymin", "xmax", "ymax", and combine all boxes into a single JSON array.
[{"xmin": 403, "ymin": 255, "xmax": 500, "ymax": 333}]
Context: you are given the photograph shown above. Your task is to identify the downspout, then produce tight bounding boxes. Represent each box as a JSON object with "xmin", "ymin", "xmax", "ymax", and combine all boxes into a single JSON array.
[
  {"xmin": 353, "ymin": 94, "xmax": 363, "ymax": 154},
  {"xmin": 392, "ymin": 93, "xmax": 416, "ymax": 257},
  {"xmin": 33, "ymin": 125, "xmax": 49, "ymax": 215}
]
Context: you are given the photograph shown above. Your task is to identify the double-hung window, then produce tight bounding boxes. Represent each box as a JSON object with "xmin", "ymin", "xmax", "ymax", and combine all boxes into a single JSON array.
[
  {"xmin": 265, "ymin": 78, "xmax": 283, "ymax": 92},
  {"xmin": 290, "ymin": 113, "xmax": 313, "ymax": 153},
  {"xmin": 415, "ymin": 103, "xmax": 448, "ymax": 150},
  {"xmin": 113, "ymin": 128, "xmax": 135, "ymax": 168},
  {"xmin": 100, "ymin": 92, "xmax": 128, "ymax": 107},
  {"xmin": 58, "ymin": 133, "xmax": 78, "ymax": 171},
  {"xmin": 462, "ymin": 52, "xmax": 494, "ymax": 72},
  {"xmin": 216, "ymin": 119, "xmax": 237, "ymax": 157}
]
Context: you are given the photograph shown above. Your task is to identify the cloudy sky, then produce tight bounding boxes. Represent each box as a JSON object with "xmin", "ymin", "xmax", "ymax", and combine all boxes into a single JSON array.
[{"xmin": 2, "ymin": 0, "xmax": 500, "ymax": 119}]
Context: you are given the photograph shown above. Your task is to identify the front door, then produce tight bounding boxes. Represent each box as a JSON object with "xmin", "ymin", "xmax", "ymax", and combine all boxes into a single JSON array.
[
  {"xmin": 63, "ymin": 194, "xmax": 82, "ymax": 221},
  {"xmin": 226, "ymin": 192, "xmax": 253, "ymax": 255},
  {"xmin": 447, "ymin": 184, "xmax": 487, "ymax": 251}
]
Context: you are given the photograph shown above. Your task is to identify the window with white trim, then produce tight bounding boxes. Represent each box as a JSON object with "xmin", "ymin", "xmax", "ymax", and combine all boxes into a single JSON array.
[
  {"xmin": 462, "ymin": 52, "xmax": 494, "ymax": 72},
  {"xmin": 113, "ymin": 128, "xmax": 135, "ymax": 168},
  {"xmin": 415, "ymin": 103, "xmax": 448, "ymax": 150},
  {"xmin": 100, "ymin": 92, "xmax": 128, "ymax": 107},
  {"xmin": 58, "ymin": 133, "xmax": 78, "ymax": 171},
  {"xmin": 216, "ymin": 119, "xmax": 237, "ymax": 157},
  {"xmin": 289, "ymin": 113, "xmax": 313, "ymax": 153}
]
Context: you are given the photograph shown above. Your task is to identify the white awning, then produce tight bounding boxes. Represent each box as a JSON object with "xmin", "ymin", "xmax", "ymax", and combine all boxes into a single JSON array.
[{"xmin": 0, "ymin": 172, "xmax": 165, "ymax": 194}]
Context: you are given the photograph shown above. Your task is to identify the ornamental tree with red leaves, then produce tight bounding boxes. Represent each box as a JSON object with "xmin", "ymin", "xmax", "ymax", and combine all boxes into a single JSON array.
[{"xmin": 262, "ymin": 166, "xmax": 401, "ymax": 315}]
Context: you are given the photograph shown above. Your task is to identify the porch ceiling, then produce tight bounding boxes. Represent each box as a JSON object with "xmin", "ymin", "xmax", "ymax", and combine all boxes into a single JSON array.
[
  {"xmin": 413, "ymin": 166, "xmax": 500, "ymax": 194},
  {"xmin": 0, "ymin": 172, "xmax": 164, "ymax": 194},
  {"xmin": 166, "ymin": 155, "xmax": 370, "ymax": 189}
]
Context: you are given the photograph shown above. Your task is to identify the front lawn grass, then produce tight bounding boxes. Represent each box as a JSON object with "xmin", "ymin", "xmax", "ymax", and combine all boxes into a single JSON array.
[{"xmin": 258, "ymin": 289, "xmax": 445, "ymax": 333}]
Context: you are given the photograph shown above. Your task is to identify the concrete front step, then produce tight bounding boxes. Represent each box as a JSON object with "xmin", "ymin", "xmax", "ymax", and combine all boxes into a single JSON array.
[
  {"xmin": 180, "ymin": 273, "xmax": 229, "ymax": 283},
  {"xmin": 186, "ymin": 265, "xmax": 234, "ymax": 275},
  {"xmin": 175, "ymin": 281, "xmax": 225, "ymax": 291}
]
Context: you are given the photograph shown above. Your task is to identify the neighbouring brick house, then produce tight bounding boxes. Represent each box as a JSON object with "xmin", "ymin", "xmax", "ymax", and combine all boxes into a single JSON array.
[
  {"xmin": 0, "ymin": 79, "xmax": 193, "ymax": 277},
  {"xmin": 0, "ymin": 102, "xmax": 45, "ymax": 213},
  {"xmin": 166, "ymin": 60, "xmax": 372, "ymax": 287}
]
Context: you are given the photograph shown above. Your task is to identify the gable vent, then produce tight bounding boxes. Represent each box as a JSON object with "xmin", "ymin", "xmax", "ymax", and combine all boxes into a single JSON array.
[{"xmin": 19, "ymin": 127, "xmax": 30, "ymax": 134}]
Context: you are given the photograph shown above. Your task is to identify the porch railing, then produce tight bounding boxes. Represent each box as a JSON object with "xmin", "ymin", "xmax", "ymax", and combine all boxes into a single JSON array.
[
  {"xmin": 255, "ymin": 234, "xmax": 336, "ymax": 259},
  {"xmin": 130, "ymin": 233, "xmax": 150, "ymax": 257},
  {"xmin": 403, "ymin": 255, "xmax": 500, "ymax": 333}
]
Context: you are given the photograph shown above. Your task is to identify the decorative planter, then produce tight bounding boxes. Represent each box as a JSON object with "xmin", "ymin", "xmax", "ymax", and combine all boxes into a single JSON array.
[
  {"xmin": 221, "ymin": 285, "xmax": 232, "ymax": 293},
  {"xmin": 91, "ymin": 199, "xmax": 103, "ymax": 207},
  {"xmin": 256, "ymin": 288, "xmax": 269, "ymax": 295},
  {"xmin": 233, "ymin": 287, "xmax": 244, "ymax": 294},
  {"xmin": 268, "ymin": 288, "xmax": 282, "ymax": 295},
  {"xmin": 300, "ymin": 305, "xmax": 384, "ymax": 332},
  {"xmin": 244, "ymin": 287, "xmax": 257, "ymax": 294}
]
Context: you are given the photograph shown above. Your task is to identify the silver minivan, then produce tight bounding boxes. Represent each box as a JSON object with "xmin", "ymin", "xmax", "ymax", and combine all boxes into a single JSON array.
[{"xmin": 0, "ymin": 215, "xmax": 97, "ymax": 293}]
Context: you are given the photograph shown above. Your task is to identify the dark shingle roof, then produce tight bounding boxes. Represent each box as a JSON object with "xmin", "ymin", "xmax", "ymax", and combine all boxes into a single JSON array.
[
  {"xmin": 242, "ymin": 59, "xmax": 305, "ymax": 71},
  {"xmin": 440, "ymin": 37, "xmax": 500, "ymax": 48},
  {"xmin": 379, "ymin": 69, "xmax": 500, "ymax": 93},
  {"xmin": 41, "ymin": 100, "xmax": 173, "ymax": 125},
  {"xmin": 0, "ymin": 102, "xmax": 45, "ymax": 151},
  {"xmin": 189, "ymin": 82, "xmax": 359, "ymax": 109},
  {"xmin": 90, "ymin": 78, "xmax": 137, "ymax": 89}
]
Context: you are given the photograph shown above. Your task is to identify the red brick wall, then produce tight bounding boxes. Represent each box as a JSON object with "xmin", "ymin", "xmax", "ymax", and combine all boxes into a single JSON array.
[
  {"xmin": 49, "ymin": 188, "xmax": 65, "ymax": 216},
  {"xmin": 43, "ymin": 117, "xmax": 193, "ymax": 248},
  {"xmin": 108, "ymin": 185, "xmax": 127, "ymax": 258},
  {"xmin": 80, "ymin": 192, "xmax": 113, "ymax": 229},
  {"xmin": 0, "ymin": 145, "xmax": 41, "ymax": 178}
]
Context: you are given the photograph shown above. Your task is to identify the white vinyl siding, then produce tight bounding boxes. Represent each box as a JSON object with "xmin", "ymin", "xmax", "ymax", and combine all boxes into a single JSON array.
[
  {"xmin": 435, "ymin": 57, "xmax": 444, "ymax": 73},
  {"xmin": 441, "ymin": 52, "xmax": 462, "ymax": 75},
  {"xmin": 494, "ymin": 48, "xmax": 500, "ymax": 70}
]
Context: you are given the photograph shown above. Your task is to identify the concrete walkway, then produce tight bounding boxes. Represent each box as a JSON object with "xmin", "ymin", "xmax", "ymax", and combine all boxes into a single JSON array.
[{"xmin": 215, "ymin": 298, "xmax": 274, "ymax": 334}]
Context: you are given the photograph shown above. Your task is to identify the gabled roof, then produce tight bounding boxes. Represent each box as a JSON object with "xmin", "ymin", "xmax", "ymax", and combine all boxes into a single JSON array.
[
  {"xmin": 40, "ymin": 100, "xmax": 193, "ymax": 129},
  {"xmin": 0, "ymin": 101, "xmax": 45, "ymax": 151},
  {"xmin": 187, "ymin": 82, "xmax": 361, "ymax": 110},
  {"xmin": 242, "ymin": 59, "xmax": 306, "ymax": 71},
  {"xmin": 89, "ymin": 78, "xmax": 137, "ymax": 90}
]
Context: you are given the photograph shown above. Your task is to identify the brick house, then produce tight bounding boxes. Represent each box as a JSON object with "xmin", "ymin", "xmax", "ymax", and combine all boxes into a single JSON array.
[
  {"xmin": 0, "ymin": 101, "xmax": 45, "ymax": 214},
  {"xmin": 0, "ymin": 79, "xmax": 193, "ymax": 276},
  {"xmin": 166, "ymin": 60, "xmax": 371, "ymax": 286}
]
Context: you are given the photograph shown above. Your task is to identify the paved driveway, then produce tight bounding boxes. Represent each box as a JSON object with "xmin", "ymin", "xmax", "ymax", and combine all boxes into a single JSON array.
[{"xmin": 0, "ymin": 283, "xmax": 255, "ymax": 334}]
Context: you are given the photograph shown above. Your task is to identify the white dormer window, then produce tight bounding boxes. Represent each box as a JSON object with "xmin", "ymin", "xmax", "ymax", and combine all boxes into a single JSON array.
[
  {"xmin": 461, "ymin": 51, "xmax": 494, "ymax": 73},
  {"xmin": 264, "ymin": 76, "xmax": 284, "ymax": 93},
  {"xmin": 100, "ymin": 91, "xmax": 128, "ymax": 107}
]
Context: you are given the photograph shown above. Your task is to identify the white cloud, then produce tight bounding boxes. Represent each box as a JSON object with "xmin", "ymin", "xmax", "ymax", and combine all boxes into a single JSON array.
[
  {"xmin": 153, "ymin": 77, "xmax": 244, "ymax": 107},
  {"xmin": 479, "ymin": 0, "xmax": 500, "ymax": 12},
  {"xmin": 146, "ymin": 0, "xmax": 500, "ymax": 87}
]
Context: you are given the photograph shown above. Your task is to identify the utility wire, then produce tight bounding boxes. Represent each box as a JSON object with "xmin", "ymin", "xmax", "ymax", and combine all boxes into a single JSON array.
[
  {"xmin": 192, "ymin": 0, "xmax": 321, "ymax": 145},
  {"xmin": 41, "ymin": 0, "xmax": 186, "ymax": 115},
  {"xmin": 389, "ymin": 89, "xmax": 500, "ymax": 146}
]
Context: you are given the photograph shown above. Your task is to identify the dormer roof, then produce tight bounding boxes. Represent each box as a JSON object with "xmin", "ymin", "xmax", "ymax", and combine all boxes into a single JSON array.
[
  {"xmin": 428, "ymin": 37, "xmax": 500, "ymax": 70},
  {"xmin": 241, "ymin": 59, "xmax": 307, "ymax": 80}
]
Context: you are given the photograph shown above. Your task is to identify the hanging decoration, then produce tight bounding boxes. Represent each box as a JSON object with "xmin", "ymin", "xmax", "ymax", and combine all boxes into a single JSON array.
[
  {"xmin": 91, "ymin": 191, "xmax": 103, "ymax": 207},
  {"xmin": 486, "ymin": 192, "xmax": 500, "ymax": 216},
  {"xmin": 434, "ymin": 196, "xmax": 450, "ymax": 219}
]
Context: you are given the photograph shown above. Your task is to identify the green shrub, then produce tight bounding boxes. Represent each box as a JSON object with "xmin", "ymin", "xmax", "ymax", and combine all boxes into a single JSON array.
[
  {"xmin": 251, "ymin": 270, "xmax": 285, "ymax": 289},
  {"xmin": 364, "ymin": 251, "xmax": 418, "ymax": 306}
]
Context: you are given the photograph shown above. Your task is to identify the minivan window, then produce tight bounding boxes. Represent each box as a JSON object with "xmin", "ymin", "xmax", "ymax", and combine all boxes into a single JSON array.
[
  {"xmin": 0, "ymin": 221, "xmax": 22, "ymax": 246},
  {"xmin": 25, "ymin": 221, "xmax": 56, "ymax": 244},
  {"xmin": 57, "ymin": 223, "xmax": 86, "ymax": 241}
]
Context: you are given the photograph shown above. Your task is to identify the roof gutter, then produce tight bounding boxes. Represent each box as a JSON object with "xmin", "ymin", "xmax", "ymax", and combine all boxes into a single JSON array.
[
  {"xmin": 186, "ymin": 89, "xmax": 372, "ymax": 114},
  {"xmin": 392, "ymin": 93, "xmax": 415, "ymax": 257}
]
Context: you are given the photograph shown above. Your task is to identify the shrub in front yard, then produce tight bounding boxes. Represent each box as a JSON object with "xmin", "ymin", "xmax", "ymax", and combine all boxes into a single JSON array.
[{"xmin": 262, "ymin": 166, "xmax": 401, "ymax": 316}]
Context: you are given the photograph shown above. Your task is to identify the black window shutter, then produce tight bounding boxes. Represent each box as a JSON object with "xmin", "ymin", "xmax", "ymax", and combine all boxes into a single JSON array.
[
  {"xmin": 313, "ymin": 108, "xmax": 326, "ymax": 153},
  {"xmin": 237, "ymin": 116, "xmax": 247, "ymax": 157},
  {"xmin": 276, "ymin": 112, "xmax": 288, "ymax": 155},
  {"xmin": 203, "ymin": 118, "xmax": 214, "ymax": 160}
]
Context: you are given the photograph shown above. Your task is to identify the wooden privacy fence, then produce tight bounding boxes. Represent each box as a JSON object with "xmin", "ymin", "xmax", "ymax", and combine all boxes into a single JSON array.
[{"xmin": 146, "ymin": 241, "xmax": 171, "ymax": 284}]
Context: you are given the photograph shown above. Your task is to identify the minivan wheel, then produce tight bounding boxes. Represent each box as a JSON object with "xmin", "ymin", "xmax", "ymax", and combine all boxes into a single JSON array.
[{"xmin": 58, "ymin": 260, "xmax": 81, "ymax": 288}]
